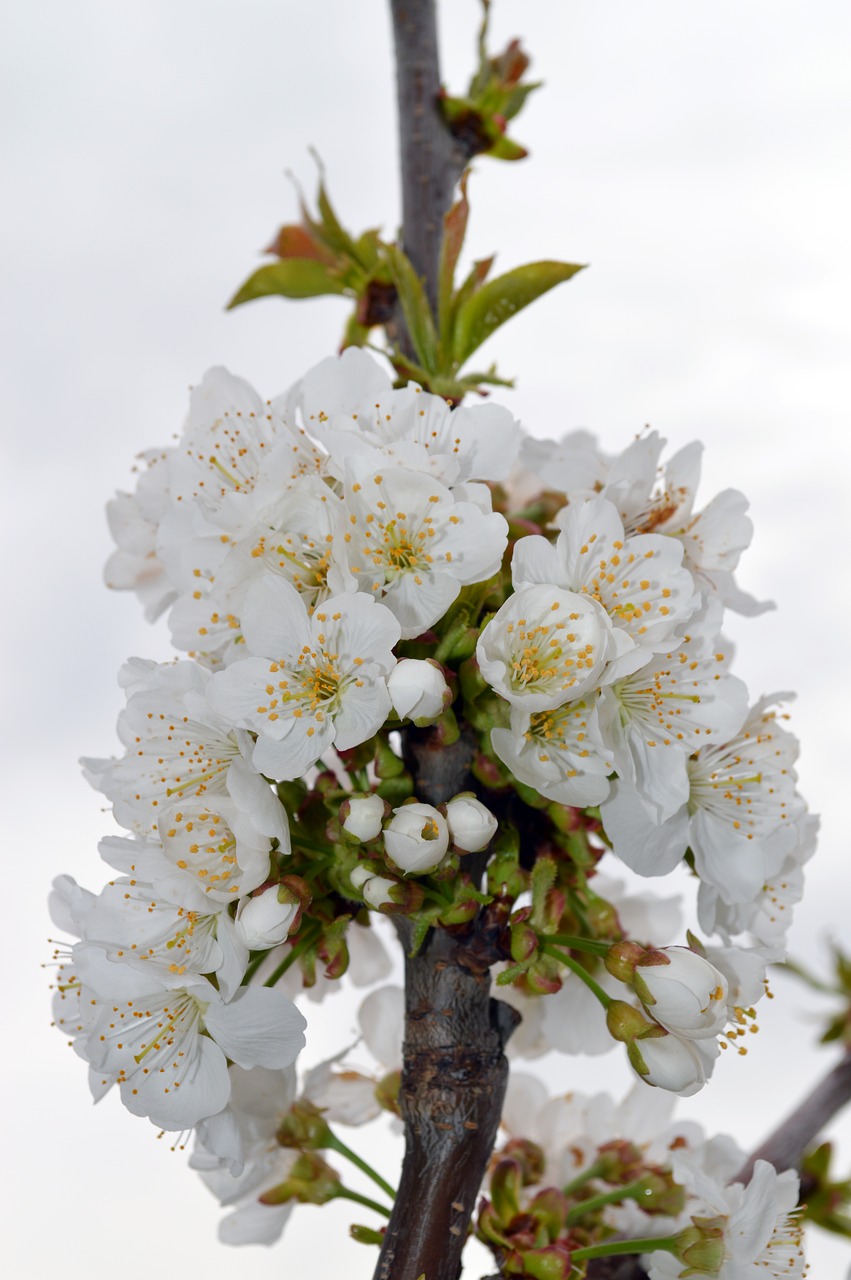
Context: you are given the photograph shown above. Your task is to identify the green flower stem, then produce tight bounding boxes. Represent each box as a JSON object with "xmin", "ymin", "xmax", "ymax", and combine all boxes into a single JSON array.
[
  {"xmin": 564, "ymin": 1178, "xmax": 651, "ymax": 1226},
  {"xmin": 302, "ymin": 856, "xmax": 335, "ymax": 883},
  {"xmin": 571, "ymin": 1236, "xmax": 679, "ymax": 1263},
  {"xmin": 541, "ymin": 944, "xmax": 612, "ymax": 1009},
  {"xmin": 239, "ymin": 950, "xmax": 269, "ymax": 986},
  {"xmin": 434, "ymin": 617, "xmax": 472, "ymax": 664},
  {"xmin": 335, "ymin": 1187, "xmax": 393, "ymax": 1218},
  {"xmin": 327, "ymin": 1133, "xmax": 397, "ymax": 1201},
  {"xmin": 291, "ymin": 833, "xmax": 336, "ymax": 856},
  {"xmin": 561, "ymin": 1157, "xmax": 609, "ymax": 1198},
  {"xmin": 541, "ymin": 933, "xmax": 610, "ymax": 959},
  {"xmin": 263, "ymin": 927, "xmax": 320, "ymax": 988}
]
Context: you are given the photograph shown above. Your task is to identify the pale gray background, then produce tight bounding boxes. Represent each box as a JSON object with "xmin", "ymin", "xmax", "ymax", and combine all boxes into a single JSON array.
[{"xmin": 4, "ymin": 1, "xmax": 851, "ymax": 1275}]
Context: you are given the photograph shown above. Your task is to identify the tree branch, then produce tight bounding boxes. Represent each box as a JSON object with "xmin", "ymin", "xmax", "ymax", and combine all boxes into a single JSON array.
[
  {"xmin": 737, "ymin": 1049, "xmax": 851, "ymax": 1184},
  {"xmin": 378, "ymin": 18, "xmax": 512, "ymax": 1267},
  {"xmin": 388, "ymin": 0, "xmax": 467, "ymax": 338}
]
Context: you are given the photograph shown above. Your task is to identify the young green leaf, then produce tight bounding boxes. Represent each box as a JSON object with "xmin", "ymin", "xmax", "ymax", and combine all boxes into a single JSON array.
[
  {"xmin": 452, "ymin": 259, "xmax": 585, "ymax": 365},
  {"xmin": 385, "ymin": 244, "xmax": 440, "ymax": 373},
  {"xmin": 227, "ymin": 259, "xmax": 349, "ymax": 309}
]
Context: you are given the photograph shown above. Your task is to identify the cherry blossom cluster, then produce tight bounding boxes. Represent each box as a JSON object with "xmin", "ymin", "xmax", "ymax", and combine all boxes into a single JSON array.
[{"xmin": 50, "ymin": 346, "xmax": 814, "ymax": 1273}]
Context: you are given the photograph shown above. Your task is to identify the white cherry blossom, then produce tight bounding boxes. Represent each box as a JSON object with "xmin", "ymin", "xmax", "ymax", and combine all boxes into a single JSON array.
[
  {"xmin": 491, "ymin": 694, "xmax": 613, "ymax": 806},
  {"xmin": 646, "ymin": 1160, "xmax": 806, "ymax": 1278},
  {"xmin": 477, "ymin": 583, "xmax": 636, "ymax": 710},
  {"xmin": 600, "ymin": 697, "xmax": 805, "ymax": 898},
  {"xmin": 291, "ymin": 348, "xmax": 521, "ymax": 486},
  {"xmin": 208, "ymin": 578, "xmax": 399, "ymax": 780},
  {"xmin": 72, "ymin": 945, "xmax": 306, "ymax": 1131},
  {"xmin": 516, "ymin": 495, "xmax": 698, "ymax": 660},
  {"xmin": 81, "ymin": 657, "xmax": 274, "ymax": 840},
  {"xmin": 105, "ymin": 445, "xmax": 175, "ymax": 621},
  {"xmin": 80, "ymin": 873, "xmax": 248, "ymax": 998},
  {"xmin": 596, "ymin": 598, "xmax": 749, "ymax": 822},
  {"xmin": 335, "ymin": 461, "xmax": 507, "ymax": 638},
  {"xmin": 698, "ymin": 815, "xmax": 818, "ymax": 948}
]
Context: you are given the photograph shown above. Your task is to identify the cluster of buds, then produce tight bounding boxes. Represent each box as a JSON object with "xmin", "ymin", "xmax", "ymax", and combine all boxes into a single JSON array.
[
  {"xmin": 478, "ymin": 1139, "xmax": 686, "ymax": 1279},
  {"xmin": 340, "ymin": 791, "xmax": 499, "ymax": 881}
]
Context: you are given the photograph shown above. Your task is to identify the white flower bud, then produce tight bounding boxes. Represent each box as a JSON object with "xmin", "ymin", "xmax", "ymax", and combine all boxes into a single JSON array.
[
  {"xmin": 636, "ymin": 947, "xmax": 728, "ymax": 1041},
  {"xmin": 388, "ymin": 658, "xmax": 451, "ymax": 725},
  {"xmin": 363, "ymin": 876, "xmax": 398, "ymax": 910},
  {"xmin": 631, "ymin": 1031, "xmax": 713, "ymax": 1096},
  {"xmin": 349, "ymin": 864, "xmax": 374, "ymax": 891},
  {"xmin": 234, "ymin": 887, "xmax": 299, "ymax": 949},
  {"xmin": 342, "ymin": 794, "xmax": 386, "ymax": 842},
  {"xmin": 384, "ymin": 802, "xmax": 449, "ymax": 873},
  {"xmin": 445, "ymin": 793, "xmax": 498, "ymax": 852}
]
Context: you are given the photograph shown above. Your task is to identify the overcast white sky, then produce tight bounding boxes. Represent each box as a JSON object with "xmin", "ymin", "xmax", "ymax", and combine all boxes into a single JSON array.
[{"xmin": 4, "ymin": 2, "xmax": 851, "ymax": 1276}]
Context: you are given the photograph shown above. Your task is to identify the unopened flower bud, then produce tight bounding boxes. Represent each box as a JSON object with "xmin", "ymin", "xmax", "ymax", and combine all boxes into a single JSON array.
[
  {"xmin": 445, "ymin": 793, "xmax": 498, "ymax": 851},
  {"xmin": 502, "ymin": 1138, "xmax": 546, "ymax": 1186},
  {"xmin": 349, "ymin": 863, "xmax": 376, "ymax": 891},
  {"xmin": 384, "ymin": 802, "xmax": 449, "ymax": 873},
  {"xmin": 360, "ymin": 874, "xmax": 425, "ymax": 914},
  {"xmin": 388, "ymin": 658, "xmax": 452, "ymax": 725},
  {"xmin": 671, "ymin": 1217, "xmax": 726, "ymax": 1274},
  {"xmin": 606, "ymin": 999, "xmax": 655, "ymax": 1044},
  {"xmin": 628, "ymin": 1030, "xmax": 712, "ymax": 1096},
  {"xmin": 362, "ymin": 875, "xmax": 399, "ymax": 909},
  {"xmin": 259, "ymin": 1152, "xmax": 341, "ymax": 1206},
  {"xmin": 234, "ymin": 885, "xmax": 299, "ymax": 949},
  {"xmin": 340, "ymin": 793, "xmax": 387, "ymax": 842},
  {"xmin": 633, "ymin": 947, "xmax": 729, "ymax": 1041},
  {"xmin": 276, "ymin": 1099, "xmax": 333, "ymax": 1150},
  {"xmin": 631, "ymin": 1170, "xmax": 687, "ymax": 1217},
  {"xmin": 521, "ymin": 1242, "xmax": 574, "ymax": 1280}
]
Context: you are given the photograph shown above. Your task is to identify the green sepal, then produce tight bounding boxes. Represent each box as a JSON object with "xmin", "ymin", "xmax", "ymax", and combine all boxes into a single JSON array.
[
  {"xmin": 374, "ymin": 735, "xmax": 405, "ymax": 779},
  {"xmin": 350, "ymin": 1224, "xmax": 385, "ymax": 1246},
  {"xmin": 227, "ymin": 258, "xmax": 348, "ymax": 309},
  {"xmin": 496, "ymin": 960, "xmax": 532, "ymax": 986},
  {"xmin": 452, "ymin": 260, "xmax": 586, "ymax": 365},
  {"xmin": 375, "ymin": 773, "xmax": 415, "ymax": 805}
]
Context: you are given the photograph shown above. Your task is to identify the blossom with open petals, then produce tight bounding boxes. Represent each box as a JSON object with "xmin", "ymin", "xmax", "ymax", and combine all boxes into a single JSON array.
[{"xmin": 208, "ymin": 578, "xmax": 399, "ymax": 780}]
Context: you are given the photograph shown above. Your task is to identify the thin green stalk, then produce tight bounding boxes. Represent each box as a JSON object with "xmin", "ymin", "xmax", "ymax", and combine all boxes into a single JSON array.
[
  {"xmin": 335, "ymin": 1187, "xmax": 393, "ymax": 1218},
  {"xmin": 541, "ymin": 944, "xmax": 612, "ymax": 1009},
  {"xmin": 565, "ymin": 1178, "xmax": 649, "ymax": 1226},
  {"xmin": 327, "ymin": 1133, "xmax": 397, "ymax": 1201},
  {"xmin": 542, "ymin": 933, "xmax": 610, "ymax": 959},
  {"xmin": 561, "ymin": 1157, "xmax": 609, "ymax": 1198},
  {"xmin": 302, "ymin": 855, "xmax": 335, "ymax": 883},
  {"xmin": 291, "ymin": 833, "xmax": 336, "ymax": 856},
  {"xmin": 263, "ymin": 927, "xmax": 320, "ymax": 987},
  {"xmin": 571, "ymin": 1236, "xmax": 678, "ymax": 1263},
  {"xmin": 240, "ymin": 950, "xmax": 269, "ymax": 986}
]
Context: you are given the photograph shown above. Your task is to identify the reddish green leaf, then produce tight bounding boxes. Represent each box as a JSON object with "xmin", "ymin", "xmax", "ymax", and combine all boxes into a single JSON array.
[{"xmin": 438, "ymin": 171, "xmax": 471, "ymax": 349}]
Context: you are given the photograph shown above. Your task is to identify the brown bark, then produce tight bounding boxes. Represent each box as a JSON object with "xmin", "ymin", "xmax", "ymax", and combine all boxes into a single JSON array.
[{"xmin": 376, "ymin": 920, "xmax": 518, "ymax": 1280}]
